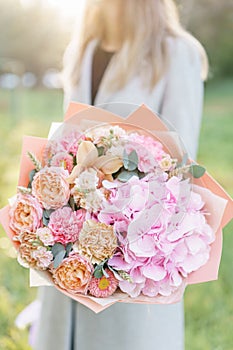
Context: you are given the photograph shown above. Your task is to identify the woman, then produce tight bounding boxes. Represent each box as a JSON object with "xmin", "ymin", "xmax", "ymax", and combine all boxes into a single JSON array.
[{"xmin": 34, "ymin": 0, "xmax": 208, "ymax": 349}]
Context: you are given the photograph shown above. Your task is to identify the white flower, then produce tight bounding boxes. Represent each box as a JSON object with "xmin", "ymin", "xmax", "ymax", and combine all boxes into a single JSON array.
[
  {"xmin": 80, "ymin": 189, "xmax": 104, "ymax": 212},
  {"xmin": 74, "ymin": 168, "xmax": 99, "ymax": 192},
  {"xmin": 37, "ymin": 227, "xmax": 55, "ymax": 246},
  {"xmin": 86, "ymin": 125, "xmax": 126, "ymax": 148},
  {"xmin": 159, "ymin": 155, "xmax": 173, "ymax": 171},
  {"xmin": 106, "ymin": 143, "xmax": 125, "ymax": 158},
  {"xmin": 32, "ymin": 246, "xmax": 53, "ymax": 269}
]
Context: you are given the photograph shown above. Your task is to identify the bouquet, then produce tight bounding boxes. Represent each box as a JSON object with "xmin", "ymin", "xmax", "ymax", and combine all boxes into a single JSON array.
[{"xmin": 0, "ymin": 103, "xmax": 232, "ymax": 313}]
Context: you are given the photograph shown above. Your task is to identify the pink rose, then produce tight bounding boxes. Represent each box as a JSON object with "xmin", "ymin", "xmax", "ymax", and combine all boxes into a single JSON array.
[
  {"xmin": 9, "ymin": 193, "xmax": 42, "ymax": 235},
  {"xmin": 32, "ymin": 166, "xmax": 70, "ymax": 210},
  {"xmin": 48, "ymin": 207, "xmax": 86, "ymax": 244}
]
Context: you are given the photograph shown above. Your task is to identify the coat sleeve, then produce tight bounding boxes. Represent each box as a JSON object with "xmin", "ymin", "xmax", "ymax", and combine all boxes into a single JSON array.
[{"xmin": 159, "ymin": 38, "xmax": 204, "ymax": 160}]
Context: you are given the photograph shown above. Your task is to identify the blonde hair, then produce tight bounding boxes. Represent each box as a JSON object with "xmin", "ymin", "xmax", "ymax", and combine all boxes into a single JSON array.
[{"xmin": 63, "ymin": 0, "xmax": 208, "ymax": 93}]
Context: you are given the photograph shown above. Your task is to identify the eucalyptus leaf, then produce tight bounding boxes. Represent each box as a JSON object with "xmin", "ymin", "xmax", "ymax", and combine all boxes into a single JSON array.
[
  {"xmin": 42, "ymin": 216, "xmax": 49, "ymax": 226},
  {"xmin": 97, "ymin": 146, "xmax": 105, "ymax": 157},
  {"xmin": 123, "ymin": 149, "xmax": 129, "ymax": 169},
  {"xmin": 127, "ymin": 150, "xmax": 138, "ymax": 171},
  {"xmin": 43, "ymin": 209, "xmax": 54, "ymax": 219},
  {"xmin": 94, "ymin": 266, "xmax": 104, "ymax": 279},
  {"xmin": 65, "ymin": 242, "xmax": 73, "ymax": 257},
  {"xmin": 189, "ymin": 164, "xmax": 206, "ymax": 178},
  {"xmin": 117, "ymin": 170, "xmax": 138, "ymax": 183},
  {"xmin": 123, "ymin": 150, "xmax": 138, "ymax": 171},
  {"xmin": 42, "ymin": 209, "xmax": 54, "ymax": 226},
  {"xmin": 52, "ymin": 243, "xmax": 66, "ymax": 257},
  {"xmin": 29, "ymin": 169, "xmax": 37, "ymax": 183},
  {"xmin": 53, "ymin": 250, "xmax": 66, "ymax": 268}
]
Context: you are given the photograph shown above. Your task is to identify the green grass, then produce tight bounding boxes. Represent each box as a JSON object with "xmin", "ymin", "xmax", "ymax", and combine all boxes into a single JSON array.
[{"xmin": 0, "ymin": 81, "xmax": 232, "ymax": 349}]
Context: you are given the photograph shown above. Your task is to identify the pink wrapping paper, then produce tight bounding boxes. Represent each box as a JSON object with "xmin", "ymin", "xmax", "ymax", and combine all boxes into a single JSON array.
[{"xmin": 0, "ymin": 102, "xmax": 232, "ymax": 313}]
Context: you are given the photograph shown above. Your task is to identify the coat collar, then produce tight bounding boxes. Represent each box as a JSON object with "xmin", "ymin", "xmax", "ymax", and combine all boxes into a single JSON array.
[{"xmin": 79, "ymin": 39, "xmax": 117, "ymax": 106}]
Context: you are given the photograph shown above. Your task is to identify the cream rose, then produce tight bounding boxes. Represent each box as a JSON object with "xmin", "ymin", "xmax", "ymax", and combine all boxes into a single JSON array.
[{"xmin": 32, "ymin": 166, "xmax": 70, "ymax": 210}]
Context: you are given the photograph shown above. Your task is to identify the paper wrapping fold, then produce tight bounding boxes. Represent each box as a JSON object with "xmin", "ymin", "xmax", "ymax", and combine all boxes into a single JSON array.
[{"xmin": 0, "ymin": 102, "xmax": 232, "ymax": 313}]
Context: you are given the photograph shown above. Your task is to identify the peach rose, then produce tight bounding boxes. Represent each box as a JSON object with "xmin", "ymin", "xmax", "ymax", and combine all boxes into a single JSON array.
[
  {"xmin": 32, "ymin": 166, "xmax": 70, "ymax": 210},
  {"xmin": 9, "ymin": 193, "xmax": 43, "ymax": 235},
  {"xmin": 52, "ymin": 253, "xmax": 93, "ymax": 294}
]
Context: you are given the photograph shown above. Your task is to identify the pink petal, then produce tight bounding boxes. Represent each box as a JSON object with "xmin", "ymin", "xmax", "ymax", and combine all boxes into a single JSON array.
[
  {"xmin": 128, "ymin": 204, "xmax": 162, "ymax": 241},
  {"xmin": 129, "ymin": 235, "xmax": 156, "ymax": 257},
  {"xmin": 142, "ymin": 263, "xmax": 167, "ymax": 281}
]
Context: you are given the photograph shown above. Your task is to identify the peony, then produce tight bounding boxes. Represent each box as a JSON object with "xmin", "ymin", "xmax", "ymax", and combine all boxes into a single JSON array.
[
  {"xmin": 88, "ymin": 269, "xmax": 119, "ymax": 297},
  {"xmin": 52, "ymin": 253, "xmax": 93, "ymax": 294},
  {"xmin": 32, "ymin": 166, "xmax": 70, "ymax": 210},
  {"xmin": 48, "ymin": 207, "xmax": 86, "ymax": 244},
  {"xmin": 75, "ymin": 220, "xmax": 118, "ymax": 264},
  {"xmin": 9, "ymin": 193, "xmax": 42, "ymax": 235}
]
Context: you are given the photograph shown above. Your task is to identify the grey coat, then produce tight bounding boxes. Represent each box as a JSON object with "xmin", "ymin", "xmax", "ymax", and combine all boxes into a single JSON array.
[{"xmin": 34, "ymin": 36, "xmax": 204, "ymax": 350}]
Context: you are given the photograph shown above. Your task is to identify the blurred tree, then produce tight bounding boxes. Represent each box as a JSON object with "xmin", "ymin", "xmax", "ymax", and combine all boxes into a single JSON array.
[
  {"xmin": 0, "ymin": 0, "xmax": 72, "ymax": 82},
  {"xmin": 178, "ymin": 0, "xmax": 233, "ymax": 79}
]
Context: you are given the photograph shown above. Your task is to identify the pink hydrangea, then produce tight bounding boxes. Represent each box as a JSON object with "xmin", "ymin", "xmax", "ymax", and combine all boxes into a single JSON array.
[
  {"xmin": 9, "ymin": 193, "xmax": 42, "ymax": 235},
  {"xmin": 108, "ymin": 178, "xmax": 214, "ymax": 298},
  {"xmin": 48, "ymin": 207, "xmax": 86, "ymax": 244}
]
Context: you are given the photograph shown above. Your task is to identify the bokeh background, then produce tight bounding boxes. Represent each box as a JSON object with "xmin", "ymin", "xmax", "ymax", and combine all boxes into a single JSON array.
[{"xmin": 0, "ymin": 0, "xmax": 232, "ymax": 349}]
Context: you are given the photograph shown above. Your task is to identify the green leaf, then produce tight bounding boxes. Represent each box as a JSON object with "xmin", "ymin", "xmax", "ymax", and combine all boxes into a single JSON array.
[
  {"xmin": 65, "ymin": 242, "xmax": 73, "ymax": 257},
  {"xmin": 29, "ymin": 169, "xmax": 37, "ymax": 183},
  {"xmin": 53, "ymin": 250, "xmax": 66, "ymax": 268},
  {"xmin": 123, "ymin": 149, "xmax": 129, "ymax": 169},
  {"xmin": 117, "ymin": 170, "xmax": 138, "ymax": 182},
  {"xmin": 127, "ymin": 150, "xmax": 138, "ymax": 171},
  {"xmin": 94, "ymin": 266, "xmax": 104, "ymax": 279},
  {"xmin": 52, "ymin": 243, "xmax": 65, "ymax": 257},
  {"xmin": 42, "ymin": 209, "xmax": 54, "ymax": 226},
  {"xmin": 123, "ymin": 150, "xmax": 138, "ymax": 171},
  {"xmin": 97, "ymin": 146, "xmax": 105, "ymax": 156},
  {"xmin": 52, "ymin": 243, "xmax": 66, "ymax": 268},
  {"xmin": 189, "ymin": 164, "xmax": 206, "ymax": 178},
  {"xmin": 68, "ymin": 196, "xmax": 76, "ymax": 211}
]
